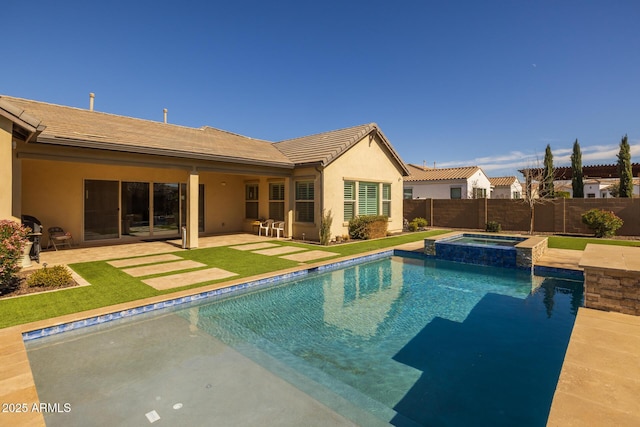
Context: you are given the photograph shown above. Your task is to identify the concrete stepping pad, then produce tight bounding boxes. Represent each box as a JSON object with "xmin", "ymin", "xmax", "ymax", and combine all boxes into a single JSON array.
[
  {"xmin": 280, "ymin": 250, "xmax": 337, "ymax": 262},
  {"xmin": 253, "ymin": 246, "xmax": 307, "ymax": 256},
  {"xmin": 108, "ymin": 254, "xmax": 182, "ymax": 268},
  {"xmin": 230, "ymin": 242, "xmax": 280, "ymax": 251},
  {"xmin": 123, "ymin": 260, "xmax": 206, "ymax": 277},
  {"xmin": 142, "ymin": 268, "xmax": 238, "ymax": 290}
]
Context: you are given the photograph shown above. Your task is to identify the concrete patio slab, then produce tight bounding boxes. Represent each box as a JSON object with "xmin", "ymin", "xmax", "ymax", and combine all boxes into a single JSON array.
[
  {"xmin": 535, "ymin": 248, "xmax": 583, "ymax": 271},
  {"xmin": 142, "ymin": 268, "xmax": 238, "ymax": 291},
  {"xmin": 108, "ymin": 254, "xmax": 183, "ymax": 268},
  {"xmin": 281, "ymin": 250, "xmax": 337, "ymax": 262},
  {"xmin": 230, "ymin": 242, "xmax": 280, "ymax": 251},
  {"xmin": 548, "ymin": 308, "xmax": 640, "ymax": 427},
  {"xmin": 29, "ymin": 233, "xmax": 272, "ymax": 267},
  {"xmin": 122, "ymin": 260, "xmax": 206, "ymax": 277},
  {"xmin": 252, "ymin": 246, "xmax": 307, "ymax": 256}
]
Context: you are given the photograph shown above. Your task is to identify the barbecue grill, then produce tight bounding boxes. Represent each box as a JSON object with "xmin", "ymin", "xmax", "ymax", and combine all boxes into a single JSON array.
[{"xmin": 21, "ymin": 215, "xmax": 42, "ymax": 263}]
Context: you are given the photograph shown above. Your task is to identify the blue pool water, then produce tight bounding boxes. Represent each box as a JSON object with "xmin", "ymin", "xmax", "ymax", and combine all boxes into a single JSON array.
[
  {"xmin": 443, "ymin": 234, "xmax": 525, "ymax": 247},
  {"xmin": 26, "ymin": 255, "xmax": 582, "ymax": 426}
]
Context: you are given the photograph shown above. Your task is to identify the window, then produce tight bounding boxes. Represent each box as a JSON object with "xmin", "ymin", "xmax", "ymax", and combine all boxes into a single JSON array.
[
  {"xmin": 358, "ymin": 182, "xmax": 379, "ymax": 215},
  {"xmin": 344, "ymin": 181, "xmax": 355, "ymax": 221},
  {"xmin": 403, "ymin": 187, "xmax": 413, "ymax": 199},
  {"xmin": 382, "ymin": 183, "xmax": 391, "ymax": 217},
  {"xmin": 473, "ymin": 187, "xmax": 487, "ymax": 199},
  {"xmin": 269, "ymin": 182, "xmax": 285, "ymax": 221},
  {"xmin": 245, "ymin": 184, "xmax": 259, "ymax": 219},
  {"xmin": 295, "ymin": 181, "xmax": 314, "ymax": 222},
  {"xmin": 512, "ymin": 191, "xmax": 521, "ymax": 199},
  {"xmin": 450, "ymin": 187, "xmax": 462, "ymax": 199},
  {"xmin": 587, "ymin": 193, "xmax": 596, "ymax": 198}
]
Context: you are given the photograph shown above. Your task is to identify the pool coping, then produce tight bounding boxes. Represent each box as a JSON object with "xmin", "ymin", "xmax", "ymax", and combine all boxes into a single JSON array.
[{"xmin": 0, "ymin": 242, "xmax": 588, "ymax": 426}]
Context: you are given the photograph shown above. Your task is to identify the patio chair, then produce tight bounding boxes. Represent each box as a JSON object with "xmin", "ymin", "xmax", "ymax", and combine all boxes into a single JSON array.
[
  {"xmin": 258, "ymin": 219, "xmax": 274, "ymax": 236},
  {"xmin": 271, "ymin": 221, "xmax": 285, "ymax": 238},
  {"xmin": 47, "ymin": 226, "xmax": 74, "ymax": 250}
]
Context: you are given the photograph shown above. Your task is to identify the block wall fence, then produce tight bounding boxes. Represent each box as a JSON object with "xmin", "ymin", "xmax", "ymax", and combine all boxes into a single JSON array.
[{"xmin": 403, "ymin": 198, "xmax": 640, "ymax": 236}]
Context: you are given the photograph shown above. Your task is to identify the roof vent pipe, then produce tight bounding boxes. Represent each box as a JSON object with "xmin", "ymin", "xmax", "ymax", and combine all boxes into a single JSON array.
[
  {"xmin": 89, "ymin": 93, "xmax": 95, "ymax": 111},
  {"xmin": 163, "ymin": 108, "xmax": 168, "ymax": 124}
]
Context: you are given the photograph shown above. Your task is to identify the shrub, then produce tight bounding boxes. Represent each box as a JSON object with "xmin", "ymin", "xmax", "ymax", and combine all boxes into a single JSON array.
[
  {"xmin": 485, "ymin": 221, "xmax": 502, "ymax": 232},
  {"xmin": 348, "ymin": 215, "xmax": 388, "ymax": 240},
  {"xmin": 407, "ymin": 217, "xmax": 428, "ymax": 232},
  {"xmin": 581, "ymin": 209, "xmax": 623, "ymax": 238},
  {"xmin": 319, "ymin": 209, "xmax": 333, "ymax": 246},
  {"xmin": 26, "ymin": 265, "xmax": 73, "ymax": 288},
  {"xmin": 0, "ymin": 220, "xmax": 31, "ymax": 286}
]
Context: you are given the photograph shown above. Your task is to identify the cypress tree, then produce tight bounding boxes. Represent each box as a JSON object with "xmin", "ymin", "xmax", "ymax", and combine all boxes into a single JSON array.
[
  {"xmin": 540, "ymin": 144, "xmax": 555, "ymax": 198},
  {"xmin": 617, "ymin": 134, "xmax": 633, "ymax": 198},
  {"xmin": 571, "ymin": 139, "xmax": 584, "ymax": 198}
]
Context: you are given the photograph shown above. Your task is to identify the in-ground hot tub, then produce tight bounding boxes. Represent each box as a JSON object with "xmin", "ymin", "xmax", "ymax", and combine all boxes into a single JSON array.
[{"xmin": 425, "ymin": 233, "xmax": 545, "ymax": 270}]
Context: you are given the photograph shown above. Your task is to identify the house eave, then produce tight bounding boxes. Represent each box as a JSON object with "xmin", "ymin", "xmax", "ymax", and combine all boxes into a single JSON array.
[{"xmin": 35, "ymin": 136, "xmax": 295, "ymax": 169}]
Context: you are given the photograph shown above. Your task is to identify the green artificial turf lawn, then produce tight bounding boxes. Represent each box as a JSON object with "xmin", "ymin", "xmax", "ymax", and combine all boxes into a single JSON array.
[
  {"xmin": 548, "ymin": 236, "xmax": 640, "ymax": 251},
  {"xmin": 0, "ymin": 230, "xmax": 449, "ymax": 328}
]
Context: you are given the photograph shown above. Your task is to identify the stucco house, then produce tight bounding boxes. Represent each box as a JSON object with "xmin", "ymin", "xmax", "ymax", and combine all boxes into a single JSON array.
[
  {"xmin": 1, "ymin": 95, "xmax": 409, "ymax": 248},
  {"xmin": 520, "ymin": 164, "xmax": 640, "ymax": 198},
  {"xmin": 403, "ymin": 164, "xmax": 492, "ymax": 199},
  {"xmin": 488, "ymin": 176, "xmax": 522, "ymax": 199}
]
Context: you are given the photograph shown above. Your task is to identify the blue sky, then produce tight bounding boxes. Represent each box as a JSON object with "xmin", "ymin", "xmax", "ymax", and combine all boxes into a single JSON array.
[{"xmin": 2, "ymin": 0, "xmax": 639, "ymax": 178}]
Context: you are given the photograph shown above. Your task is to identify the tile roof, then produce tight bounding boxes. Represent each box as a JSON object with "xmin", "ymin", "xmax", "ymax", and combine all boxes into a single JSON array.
[
  {"xmin": 405, "ymin": 163, "xmax": 481, "ymax": 181},
  {"xmin": 3, "ymin": 96, "xmax": 409, "ymax": 174},
  {"xmin": 1, "ymin": 96, "xmax": 294, "ymax": 168},
  {"xmin": 488, "ymin": 176, "xmax": 518, "ymax": 187},
  {"xmin": 274, "ymin": 123, "xmax": 409, "ymax": 174}
]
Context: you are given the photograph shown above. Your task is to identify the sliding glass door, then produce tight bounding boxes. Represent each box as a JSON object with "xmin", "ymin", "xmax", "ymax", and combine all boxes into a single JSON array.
[
  {"xmin": 153, "ymin": 183, "xmax": 180, "ymax": 236},
  {"xmin": 121, "ymin": 182, "xmax": 150, "ymax": 236},
  {"xmin": 84, "ymin": 180, "xmax": 203, "ymax": 241},
  {"xmin": 84, "ymin": 180, "xmax": 119, "ymax": 241}
]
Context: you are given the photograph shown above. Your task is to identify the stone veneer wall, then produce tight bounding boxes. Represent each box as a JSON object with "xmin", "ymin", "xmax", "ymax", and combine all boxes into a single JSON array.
[
  {"xmin": 515, "ymin": 237, "xmax": 548, "ymax": 269},
  {"xmin": 580, "ymin": 245, "xmax": 640, "ymax": 316},
  {"xmin": 583, "ymin": 268, "xmax": 640, "ymax": 315}
]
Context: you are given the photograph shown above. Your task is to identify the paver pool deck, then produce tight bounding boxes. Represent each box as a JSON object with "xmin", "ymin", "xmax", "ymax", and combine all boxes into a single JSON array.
[{"xmin": 1, "ymin": 234, "xmax": 639, "ymax": 426}]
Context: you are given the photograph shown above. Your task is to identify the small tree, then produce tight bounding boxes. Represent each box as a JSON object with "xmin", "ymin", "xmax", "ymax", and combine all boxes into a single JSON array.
[
  {"xmin": 539, "ymin": 144, "xmax": 555, "ymax": 198},
  {"xmin": 319, "ymin": 209, "xmax": 333, "ymax": 245},
  {"xmin": 617, "ymin": 134, "xmax": 633, "ymax": 198},
  {"xmin": 581, "ymin": 209, "xmax": 623, "ymax": 238},
  {"xmin": 520, "ymin": 157, "xmax": 555, "ymax": 234},
  {"xmin": 571, "ymin": 139, "xmax": 584, "ymax": 198}
]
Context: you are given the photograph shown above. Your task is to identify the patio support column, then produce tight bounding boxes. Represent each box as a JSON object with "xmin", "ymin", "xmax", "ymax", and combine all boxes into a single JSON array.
[
  {"xmin": 0, "ymin": 117, "xmax": 17, "ymax": 221},
  {"xmin": 186, "ymin": 170, "xmax": 199, "ymax": 249},
  {"xmin": 286, "ymin": 176, "xmax": 293, "ymax": 238}
]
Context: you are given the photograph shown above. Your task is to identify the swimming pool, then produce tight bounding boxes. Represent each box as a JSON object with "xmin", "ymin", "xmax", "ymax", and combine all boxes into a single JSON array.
[
  {"xmin": 441, "ymin": 234, "xmax": 526, "ymax": 247},
  {"xmin": 25, "ymin": 254, "xmax": 582, "ymax": 426},
  {"xmin": 432, "ymin": 233, "xmax": 529, "ymax": 269}
]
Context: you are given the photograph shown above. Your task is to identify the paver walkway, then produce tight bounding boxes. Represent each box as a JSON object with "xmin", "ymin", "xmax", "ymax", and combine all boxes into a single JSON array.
[
  {"xmin": 230, "ymin": 242, "xmax": 338, "ymax": 262},
  {"xmin": 142, "ymin": 268, "xmax": 238, "ymax": 291},
  {"xmin": 123, "ymin": 260, "xmax": 206, "ymax": 277},
  {"xmin": 108, "ymin": 254, "xmax": 183, "ymax": 268}
]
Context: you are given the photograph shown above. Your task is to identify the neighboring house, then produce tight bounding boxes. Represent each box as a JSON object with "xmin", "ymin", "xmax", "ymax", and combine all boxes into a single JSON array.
[
  {"xmin": 521, "ymin": 164, "xmax": 640, "ymax": 198},
  {"xmin": 403, "ymin": 164, "xmax": 492, "ymax": 199},
  {"xmin": 488, "ymin": 176, "xmax": 522, "ymax": 199},
  {"xmin": 582, "ymin": 178, "xmax": 640, "ymax": 198},
  {"xmin": 0, "ymin": 95, "xmax": 409, "ymax": 247}
]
